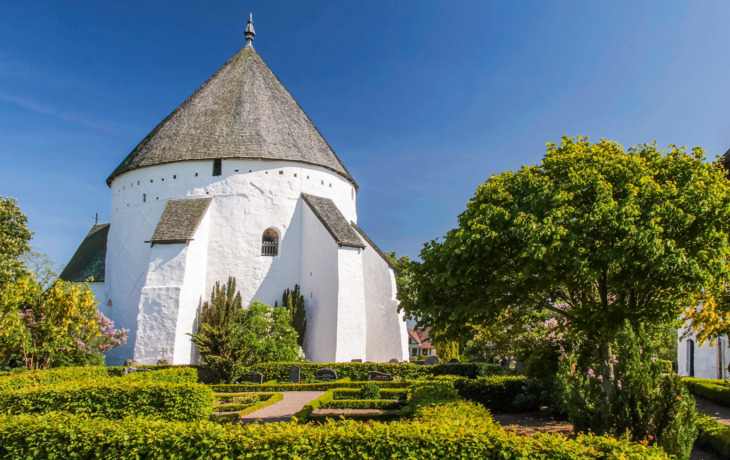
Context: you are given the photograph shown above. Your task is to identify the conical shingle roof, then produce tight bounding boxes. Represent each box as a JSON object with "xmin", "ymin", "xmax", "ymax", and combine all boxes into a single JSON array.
[{"xmin": 107, "ymin": 46, "xmax": 356, "ymax": 188}]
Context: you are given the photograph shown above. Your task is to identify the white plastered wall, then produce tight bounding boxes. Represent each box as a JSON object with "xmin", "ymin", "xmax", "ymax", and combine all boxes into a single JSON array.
[
  {"xmin": 677, "ymin": 326, "xmax": 730, "ymax": 379},
  {"xmin": 361, "ymin": 243, "xmax": 409, "ymax": 362},
  {"xmin": 334, "ymin": 247, "xmax": 367, "ymax": 362},
  {"xmin": 300, "ymin": 202, "xmax": 340, "ymax": 362},
  {"xmin": 132, "ymin": 206, "xmax": 211, "ymax": 364}
]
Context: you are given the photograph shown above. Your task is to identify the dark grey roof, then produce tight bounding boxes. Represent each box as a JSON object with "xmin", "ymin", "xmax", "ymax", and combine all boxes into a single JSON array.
[
  {"xmin": 107, "ymin": 46, "xmax": 356, "ymax": 189},
  {"xmin": 351, "ymin": 222, "xmax": 396, "ymax": 270},
  {"xmin": 59, "ymin": 224, "xmax": 109, "ymax": 282},
  {"xmin": 150, "ymin": 198, "xmax": 212, "ymax": 244},
  {"xmin": 301, "ymin": 194, "xmax": 364, "ymax": 248}
]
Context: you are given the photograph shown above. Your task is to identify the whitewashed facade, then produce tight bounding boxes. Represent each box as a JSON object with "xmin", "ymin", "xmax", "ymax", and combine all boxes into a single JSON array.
[{"xmin": 61, "ymin": 22, "xmax": 409, "ymax": 365}]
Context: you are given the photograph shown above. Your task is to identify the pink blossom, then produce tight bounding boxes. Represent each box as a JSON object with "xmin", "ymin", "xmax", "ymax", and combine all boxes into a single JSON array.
[{"xmin": 587, "ymin": 368, "xmax": 596, "ymax": 378}]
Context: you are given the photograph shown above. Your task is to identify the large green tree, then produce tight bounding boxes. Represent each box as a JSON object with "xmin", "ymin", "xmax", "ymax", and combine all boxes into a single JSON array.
[
  {"xmin": 408, "ymin": 137, "xmax": 730, "ymax": 385},
  {"xmin": 0, "ymin": 197, "xmax": 33, "ymax": 289}
]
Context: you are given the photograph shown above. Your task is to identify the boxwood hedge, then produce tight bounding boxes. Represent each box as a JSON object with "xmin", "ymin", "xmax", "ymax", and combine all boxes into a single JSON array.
[
  {"xmin": 683, "ymin": 378, "xmax": 730, "ymax": 407},
  {"xmin": 0, "ymin": 402, "xmax": 670, "ymax": 458},
  {"xmin": 695, "ymin": 414, "xmax": 730, "ymax": 457},
  {"xmin": 0, "ymin": 380, "xmax": 214, "ymax": 422}
]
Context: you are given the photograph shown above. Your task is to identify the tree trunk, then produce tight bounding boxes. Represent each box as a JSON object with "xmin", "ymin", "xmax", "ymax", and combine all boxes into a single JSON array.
[{"xmin": 598, "ymin": 342, "xmax": 615, "ymax": 396}]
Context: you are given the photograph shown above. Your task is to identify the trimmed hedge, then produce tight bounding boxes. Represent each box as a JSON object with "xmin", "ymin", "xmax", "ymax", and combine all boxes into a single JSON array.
[
  {"xmin": 293, "ymin": 390, "xmax": 335, "ymax": 422},
  {"xmin": 0, "ymin": 380, "xmax": 215, "ymax": 422},
  {"xmin": 241, "ymin": 362, "xmax": 503, "ymax": 382},
  {"xmin": 332, "ymin": 388, "xmax": 407, "ymax": 400},
  {"xmin": 0, "ymin": 404, "xmax": 671, "ymax": 458},
  {"xmin": 0, "ymin": 367, "xmax": 110, "ymax": 391},
  {"xmin": 695, "ymin": 414, "xmax": 730, "ymax": 458},
  {"xmin": 308, "ymin": 410, "xmax": 400, "ymax": 423},
  {"xmin": 454, "ymin": 376, "xmax": 539, "ymax": 413},
  {"xmin": 210, "ymin": 381, "xmax": 408, "ymax": 393},
  {"xmin": 683, "ymin": 378, "xmax": 730, "ymax": 407},
  {"xmin": 211, "ymin": 392, "xmax": 284, "ymax": 423},
  {"xmin": 323, "ymin": 399, "xmax": 402, "ymax": 410}
]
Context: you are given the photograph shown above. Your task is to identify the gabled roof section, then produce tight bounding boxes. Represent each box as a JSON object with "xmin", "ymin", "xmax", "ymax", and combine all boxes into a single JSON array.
[
  {"xmin": 107, "ymin": 46, "xmax": 356, "ymax": 189},
  {"xmin": 301, "ymin": 193, "xmax": 364, "ymax": 248},
  {"xmin": 150, "ymin": 198, "xmax": 212, "ymax": 244},
  {"xmin": 59, "ymin": 223, "xmax": 110, "ymax": 282},
  {"xmin": 351, "ymin": 222, "xmax": 396, "ymax": 270}
]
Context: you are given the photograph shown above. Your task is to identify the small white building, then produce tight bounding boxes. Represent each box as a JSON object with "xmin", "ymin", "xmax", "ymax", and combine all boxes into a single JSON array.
[
  {"xmin": 60, "ymin": 16, "xmax": 409, "ymax": 366},
  {"xmin": 677, "ymin": 330, "xmax": 729, "ymax": 379}
]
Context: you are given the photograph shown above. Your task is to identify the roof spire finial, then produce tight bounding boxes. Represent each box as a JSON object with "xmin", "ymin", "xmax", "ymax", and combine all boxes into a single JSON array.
[{"xmin": 245, "ymin": 12, "xmax": 255, "ymax": 47}]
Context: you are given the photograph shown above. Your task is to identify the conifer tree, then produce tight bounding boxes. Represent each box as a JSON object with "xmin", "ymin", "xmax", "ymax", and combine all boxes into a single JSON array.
[{"xmin": 280, "ymin": 285, "xmax": 307, "ymax": 347}]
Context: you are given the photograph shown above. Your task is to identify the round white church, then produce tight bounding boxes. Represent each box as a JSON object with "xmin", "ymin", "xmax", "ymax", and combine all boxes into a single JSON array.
[{"xmin": 60, "ymin": 16, "xmax": 409, "ymax": 366}]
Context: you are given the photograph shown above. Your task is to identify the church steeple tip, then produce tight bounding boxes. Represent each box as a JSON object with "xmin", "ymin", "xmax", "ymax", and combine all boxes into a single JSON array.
[{"xmin": 245, "ymin": 12, "xmax": 255, "ymax": 47}]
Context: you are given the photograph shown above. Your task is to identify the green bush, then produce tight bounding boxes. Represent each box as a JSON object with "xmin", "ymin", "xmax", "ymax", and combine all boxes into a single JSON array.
[
  {"xmin": 237, "ymin": 362, "xmax": 502, "ymax": 383},
  {"xmin": 323, "ymin": 399, "xmax": 402, "ymax": 410},
  {"xmin": 696, "ymin": 414, "xmax": 730, "ymax": 458},
  {"xmin": 210, "ymin": 381, "xmax": 407, "ymax": 393},
  {"xmin": 0, "ymin": 406, "xmax": 671, "ymax": 458},
  {"xmin": 332, "ymin": 388, "xmax": 407, "ymax": 400},
  {"xmin": 359, "ymin": 383, "xmax": 380, "ymax": 400},
  {"xmin": 684, "ymin": 378, "xmax": 730, "ymax": 407},
  {"xmin": 0, "ymin": 380, "xmax": 214, "ymax": 422},
  {"xmin": 122, "ymin": 367, "xmax": 198, "ymax": 384},
  {"xmin": 453, "ymin": 376, "xmax": 538, "ymax": 413}
]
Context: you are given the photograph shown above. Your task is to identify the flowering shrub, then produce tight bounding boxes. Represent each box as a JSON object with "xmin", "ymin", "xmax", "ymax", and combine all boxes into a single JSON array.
[{"xmin": 0, "ymin": 276, "xmax": 127, "ymax": 369}]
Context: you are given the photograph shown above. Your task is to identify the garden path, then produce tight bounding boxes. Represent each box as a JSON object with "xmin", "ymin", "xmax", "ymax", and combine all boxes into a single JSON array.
[
  {"xmin": 238, "ymin": 391, "xmax": 324, "ymax": 424},
  {"xmin": 694, "ymin": 396, "xmax": 730, "ymax": 426}
]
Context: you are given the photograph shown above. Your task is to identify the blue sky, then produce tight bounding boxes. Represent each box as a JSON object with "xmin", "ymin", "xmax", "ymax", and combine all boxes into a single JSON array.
[{"xmin": 2, "ymin": 1, "xmax": 730, "ymax": 267}]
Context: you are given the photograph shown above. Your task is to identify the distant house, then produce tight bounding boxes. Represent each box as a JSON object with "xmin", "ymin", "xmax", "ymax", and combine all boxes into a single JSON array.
[{"xmin": 408, "ymin": 328, "xmax": 436, "ymax": 360}]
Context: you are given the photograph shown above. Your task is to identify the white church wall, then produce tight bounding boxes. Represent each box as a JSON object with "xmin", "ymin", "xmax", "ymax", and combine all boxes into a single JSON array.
[
  {"xmin": 107, "ymin": 159, "xmax": 356, "ymax": 364},
  {"xmin": 360, "ymin": 244, "xmax": 409, "ymax": 362},
  {"xmin": 87, "ymin": 281, "xmax": 107, "ymax": 318},
  {"xmin": 334, "ymin": 246, "xmax": 368, "ymax": 362},
  {"xmin": 173, "ymin": 207, "xmax": 211, "ymax": 364},
  {"xmin": 300, "ymin": 203, "xmax": 340, "ymax": 362},
  {"xmin": 677, "ymin": 327, "xmax": 729, "ymax": 379}
]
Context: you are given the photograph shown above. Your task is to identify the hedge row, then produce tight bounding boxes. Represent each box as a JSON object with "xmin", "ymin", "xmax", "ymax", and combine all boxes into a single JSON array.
[
  {"xmin": 323, "ymin": 399, "xmax": 403, "ymax": 410},
  {"xmin": 0, "ymin": 366, "xmax": 198, "ymax": 391},
  {"xmin": 308, "ymin": 410, "xmax": 400, "ymax": 423},
  {"xmin": 332, "ymin": 388, "xmax": 407, "ymax": 400},
  {"xmin": 683, "ymin": 378, "xmax": 730, "ymax": 407},
  {"xmin": 0, "ymin": 380, "xmax": 215, "ymax": 422},
  {"xmin": 210, "ymin": 381, "xmax": 408, "ymax": 393},
  {"xmin": 293, "ymin": 390, "xmax": 335, "ymax": 422},
  {"xmin": 0, "ymin": 404, "xmax": 670, "ymax": 458},
  {"xmin": 695, "ymin": 414, "xmax": 730, "ymax": 457},
  {"xmin": 242, "ymin": 362, "xmax": 503, "ymax": 382}
]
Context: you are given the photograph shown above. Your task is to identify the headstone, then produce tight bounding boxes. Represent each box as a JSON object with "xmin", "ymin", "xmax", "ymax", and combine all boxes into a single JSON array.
[
  {"xmin": 157, "ymin": 359, "xmax": 171, "ymax": 365},
  {"xmin": 239, "ymin": 371, "xmax": 264, "ymax": 385},
  {"xmin": 124, "ymin": 359, "xmax": 139, "ymax": 366},
  {"xmin": 123, "ymin": 367, "xmax": 151, "ymax": 375},
  {"xmin": 367, "ymin": 371, "xmax": 393, "ymax": 381},
  {"xmin": 425, "ymin": 355, "xmax": 440, "ymax": 365},
  {"xmin": 289, "ymin": 365, "xmax": 300, "ymax": 383},
  {"xmin": 351, "ymin": 359, "xmax": 362, "ymax": 362},
  {"xmin": 388, "ymin": 358, "xmax": 399, "ymax": 364},
  {"xmin": 448, "ymin": 358, "xmax": 460, "ymax": 364},
  {"xmin": 315, "ymin": 368, "xmax": 338, "ymax": 382}
]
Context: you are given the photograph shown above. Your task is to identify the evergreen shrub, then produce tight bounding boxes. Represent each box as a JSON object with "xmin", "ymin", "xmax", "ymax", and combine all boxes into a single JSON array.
[
  {"xmin": 453, "ymin": 376, "xmax": 538, "ymax": 413},
  {"xmin": 0, "ymin": 380, "xmax": 214, "ymax": 422},
  {"xmin": 332, "ymin": 388, "xmax": 407, "ymax": 400},
  {"xmin": 322, "ymin": 399, "xmax": 402, "ymax": 410},
  {"xmin": 0, "ymin": 366, "xmax": 109, "ymax": 391},
  {"xmin": 359, "ymin": 383, "xmax": 380, "ymax": 399}
]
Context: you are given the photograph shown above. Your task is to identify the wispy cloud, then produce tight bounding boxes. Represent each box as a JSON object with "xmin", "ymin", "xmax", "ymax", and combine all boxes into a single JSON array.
[{"xmin": 0, "ymin": 91, "xmax": 133, "ymax": 135}]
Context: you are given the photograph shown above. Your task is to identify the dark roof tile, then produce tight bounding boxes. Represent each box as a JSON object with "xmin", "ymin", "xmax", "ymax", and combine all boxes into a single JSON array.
[
  {"xmin": 150, "ymin": 198, "xmax": 212, "ymax": 244},
  {"xmin": 302, "ymin": 194, "xmax": 364, "ymax": 248},
  {"xmin": 59, "ymin": 224, "xmax": 109, "ymax": 282}
]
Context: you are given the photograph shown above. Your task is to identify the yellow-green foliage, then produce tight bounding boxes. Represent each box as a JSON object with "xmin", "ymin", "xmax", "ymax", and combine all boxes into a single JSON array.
[
  {"xmin": 696, "ymin": 414, "xmax": 730, "ymax": 458},
  {"xmin": 0, "ymin": 402, "xmax": 670, "ymax": 459},
  {"xmin": 0, "ymin": 379, "xmax": 214, "ymax": 422}
]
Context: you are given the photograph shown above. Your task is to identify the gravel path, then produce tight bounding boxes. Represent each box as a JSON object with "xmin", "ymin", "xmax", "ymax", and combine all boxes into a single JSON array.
[
  {"xmin": 694, "ymin": 396, "xmax": 730, "ymax": 426},
  {"xmin": 238, "ymin": 391, "xmax": 324, "ymax": 424}
]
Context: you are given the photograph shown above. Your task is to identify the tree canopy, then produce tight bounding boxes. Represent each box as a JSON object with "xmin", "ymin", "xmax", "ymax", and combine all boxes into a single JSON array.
[
  {"xmin": 0, "ymin": 197, "xmax": 33, "ymax": 289},
  {"xmin": 406, "ymin": 137, "xmax": 730, "ymax": 364}
]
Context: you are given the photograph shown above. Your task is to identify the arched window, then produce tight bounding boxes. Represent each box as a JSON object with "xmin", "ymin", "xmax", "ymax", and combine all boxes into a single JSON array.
[
  {"xmin": 687, "ymin": 339, "xmax": 695, "ymax": 377},
  {"xmin": 261, "ymin": 228, "xmax": 279, "ymax": 256}
]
